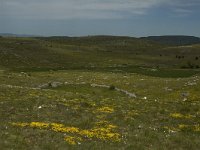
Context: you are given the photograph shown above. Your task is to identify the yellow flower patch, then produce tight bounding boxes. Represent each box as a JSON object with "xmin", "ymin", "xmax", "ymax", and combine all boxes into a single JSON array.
[
  {"xmin": 170, "ymin": 113, "xmax": 194, "ymax": 119},
  {"xmin": 194, "ymin": 125, "xmax": 200, "ymax": 132},
  {"xmin": 163, "ymin": 126, "xmax": 179, "ymax": 132},
  {"xmin": 79, "ymin": 127, "xmax": 121, "ymax": 142},
  {"xmin": 91, "ymin": 127, "xmax": 121, "ymax": 142},
  {"xmin": 96, "ymin": 106, "xmax": 114, "ymax": 113},
  {"xmin": 11, "ymin": 121, "xmax": 121, "ymax": 144},
  {"xmin": 11, "ymin": 122, "xmax": 29, "ymax": 127},
  {"xmin": 178, "ymin": 124, "xmax": 190, "ymax": 129},
  {"xmin": 170, "ymin": 113, "xmax": 183, "ymax": 118},
  {"xmin": 79, "ymin": 130, "xmax": 95, "ymax": 138},
  {"xmin": 95, "ymin": 120, "xmax": 118, "ymax": 131},
  {"xmin": 30, "ymin": 122, "xmax": 49, "ymax": 129},
  {"xmin": 64, "ymin": 136, "xmax": 82, "ymax": 145},
  {"xmin": 51, "ymin": 123, "xmax": 79, "ymax": 133},
  {"xmin": 107, "ymin": 124, "xmax": 118, "ymax": 129}
]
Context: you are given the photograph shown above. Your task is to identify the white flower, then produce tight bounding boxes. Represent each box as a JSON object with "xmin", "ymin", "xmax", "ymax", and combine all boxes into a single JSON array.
[{"xmin": 143, "ymin": 97, "xmax": 147, "ymax": 100}]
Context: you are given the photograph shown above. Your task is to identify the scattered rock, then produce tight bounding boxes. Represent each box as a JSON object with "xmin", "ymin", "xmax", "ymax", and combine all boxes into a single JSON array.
[
  {"xmin": 91, "ymin": 83, "xmax": 136, "ymax": 98},
  {"xmin": 138, "ymin": 125, "xmax": 143, "ymax": 129},
  {"xmin": 38, "ymin": 82, "xmax": 63, "ymax": 88},
  {"xmin": 185, "ymin": 82, "xmax": 197, "ymax": 86},
  {"xmin": 50, "ymin": 82, "xmax": 62, "ymax": 88},
  {"xmin": 91, "ymin": 83, "xmax": 109, "ymax": 88},
  {"xmin": 38, "ymin": 83, "xmax": 50, "ymax": 89},
  {"xmin": 181, "ymin": 92, "xmax": 189, "ymax": 98},
  {"xmin": 164, "ymin": 87, "xmax": 173, "ymax": 92},
  {"xmin": 150, "ymin": 69, "xmax": 158, "ymax": 72},
  {"xmin": 115, "ymin": 88, "xmax": 137, "ymax": 98}
]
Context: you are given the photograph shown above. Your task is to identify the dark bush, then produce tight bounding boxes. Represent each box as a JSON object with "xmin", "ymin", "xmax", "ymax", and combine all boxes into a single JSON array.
[
  {"xmin": 187, "ymin": 61, "xmax": 194, "ymax": 69},
  {"xmin": 109, "ymin": 85, "xmax": 115, "ymax": 90},
  {"xmin": 181, "ymin": 65, "xmax": 187, "ymax": 69}
]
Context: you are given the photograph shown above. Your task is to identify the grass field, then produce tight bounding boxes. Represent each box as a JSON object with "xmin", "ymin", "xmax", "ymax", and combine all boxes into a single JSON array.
[{"xmin": 0, "ymin": 36, "xmax": 200, "ymax": 149}]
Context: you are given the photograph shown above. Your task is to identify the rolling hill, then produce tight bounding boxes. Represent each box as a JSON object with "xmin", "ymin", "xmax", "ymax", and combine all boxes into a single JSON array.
[
  {"xmin": 0, "ymin": 35, "xmax": 200, "ymax": 77},
  {"xmin": 141, "ymin": 35, "xmax": 200, "ymax": 46}
]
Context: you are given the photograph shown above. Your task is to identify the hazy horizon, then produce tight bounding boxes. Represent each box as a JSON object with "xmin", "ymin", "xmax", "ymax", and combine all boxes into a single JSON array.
[{"xmin": 1, "ymin": 32, "xmax": 200, "ymax": 38}]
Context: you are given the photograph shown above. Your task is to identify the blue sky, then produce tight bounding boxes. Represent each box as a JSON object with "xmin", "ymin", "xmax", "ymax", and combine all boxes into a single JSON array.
[{"xmin": 0, "ymin": 0, "xmax": 200, "ymax": 37}]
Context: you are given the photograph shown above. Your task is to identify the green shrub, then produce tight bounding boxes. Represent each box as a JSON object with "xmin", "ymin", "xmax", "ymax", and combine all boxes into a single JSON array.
[{"xmin": 109, "ymin": 85, "xmax": 115, "ymax": 90}]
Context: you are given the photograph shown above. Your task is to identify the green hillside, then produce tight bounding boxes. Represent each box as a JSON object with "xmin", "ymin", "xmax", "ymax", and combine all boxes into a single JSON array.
[
  {"xmin": 1, "ymin": 36, "xmax": 200, "ymax": 149},
  {"xmin": 0, "ymin": 36, "xmax": 200, "ymax": 77}
]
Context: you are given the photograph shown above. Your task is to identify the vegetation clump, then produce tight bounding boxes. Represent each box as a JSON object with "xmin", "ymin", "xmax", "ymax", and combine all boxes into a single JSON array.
[{"xmin": 109, "ymin": 85, "xmax": 115, "ymax": 90}]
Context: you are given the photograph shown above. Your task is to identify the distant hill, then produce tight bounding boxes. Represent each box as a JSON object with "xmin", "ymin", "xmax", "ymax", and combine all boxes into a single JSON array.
[
  {"xmin": 0, "ymin": 35, "xmax": 200, "ymax": 72},
  {"xmin": 141, "ymin": 36, "xmax": 200, "ymax": 46},
  {"xmin": 0, "ymin": 33, "xmax": 40, "ymax": 37},
  {"xmin": 41, "ymin": 35, "xmax": 163, "ymax": 50},
  {"xmin": 0, "ymin": 35, "xmax": 163, "ymax": 70},
  {"xmin": 1, "ymin": 34, "xmax": 199, "ymax": 46}
]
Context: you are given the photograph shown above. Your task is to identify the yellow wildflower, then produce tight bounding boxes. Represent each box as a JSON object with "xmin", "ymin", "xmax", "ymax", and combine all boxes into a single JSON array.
[
  {"xmin": 51, "ymin": 123, "xmax": 64, "ymax": 128},
  {"xmin": 178, "ymin": 124, "xmax": 189, "ymax": 129},
  {"xmin": 194, "ymin": 125, "xmax": 200, "ymax": 132},
  {"xmin": 30, "ymin": 122, "xmax": 49, "ymax": 129},
  {"xmin": 184, "ymin": 115, "xmax": 194, "ymax": 119},
  {"xmin": 64, "ymin": 136, "xmax": 82, "ymax": 145},
  {"xmin": 170, "ymin": 113, "xmax": 194, "ymax": 119},
  {"xmin": 170, "ymin": 113, "xmax": 184, "ymax": 118},
  {"xmin": 163, "ymin": 126, "xmax": 179, "ymax": 132},
  {"xmin": 11, "ymin": 122, "xmax": 29, "ymax": 127},
  {"xmin": 50, "ymin": 123, "xmax": 79, "ymax": 133},
  {"xmin": 79, "ymin": 130, "xmax": 95, "ymax": 138},
  {"xmin": 107, "ymin": 124, "xmax": 118, "ymax": 129},
  {"xmin": 90, "ymin": 127, "xmax": 121, "ymax": 142},
  {"xmin": 11, "ymin": 121, "xmax": 122, "ymax": 143},
  {"xmin": 97, "ymin": 106, "xmax": 114, "ymax": 113}
]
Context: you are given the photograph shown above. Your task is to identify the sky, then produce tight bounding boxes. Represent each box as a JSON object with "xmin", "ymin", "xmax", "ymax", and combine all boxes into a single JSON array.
[{"xmin": 0, "ymin": 0, "xmax": 200, "ymax": 37}]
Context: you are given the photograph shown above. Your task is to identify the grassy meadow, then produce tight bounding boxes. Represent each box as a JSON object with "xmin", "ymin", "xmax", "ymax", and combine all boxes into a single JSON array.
[{"xmin": 0, "ymin": 36, "xmax": 200, "ymax": 149}]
